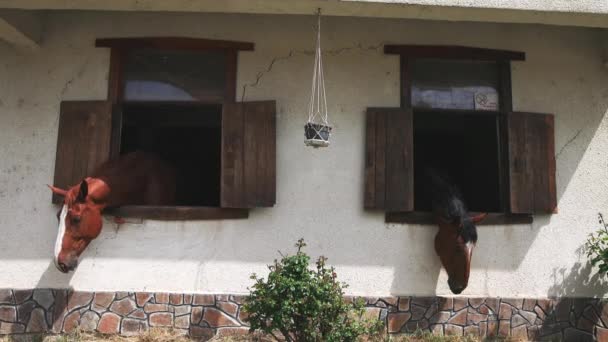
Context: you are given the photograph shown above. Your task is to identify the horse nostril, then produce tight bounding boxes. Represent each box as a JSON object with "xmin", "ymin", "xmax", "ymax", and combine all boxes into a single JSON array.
[
  {"xmin": 57, "ymin": 262, "xmax": 69, "ymax": 273},
  {"xmin": 57, "ymin": 260, "xmax": 77, "ymax": 273}
]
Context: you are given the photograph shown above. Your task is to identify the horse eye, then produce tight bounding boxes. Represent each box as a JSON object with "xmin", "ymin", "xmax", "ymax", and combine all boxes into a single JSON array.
[{"xmin": 71, "ymin": 216, "xmax": 81, "ymax": 225}]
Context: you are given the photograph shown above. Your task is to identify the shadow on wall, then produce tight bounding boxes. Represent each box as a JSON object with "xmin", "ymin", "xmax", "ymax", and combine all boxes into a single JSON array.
[
  {"xmin": 36, "ymin": 262, "xmax": 76, "ymax": 333},
  {"xmin": 547, "ymin": 247, "xmax": 608, "ymax": 298},
  {"xmin": 538, "ymin": 246, "xmax": 608, "ymax": 340},
  {"xmin": 35, "ymin": 262, "xmax": 75, "ymax": 290},
  {"xmin": 0, "ymin": 263, "xmax": 76, "ymax": 334}
]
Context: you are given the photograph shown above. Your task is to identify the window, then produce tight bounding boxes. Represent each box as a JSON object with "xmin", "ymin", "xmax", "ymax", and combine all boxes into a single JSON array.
[
  {"xmin": 365, "ymin": 45, "xmax": 556, "ymax": 224},
  {"xmin": 411, "ymin": 59, "xmax": 502, "ymax": 213},
  {"xmin": 52, "ymin": 38, "xmax": 277, "ymax": 220}
]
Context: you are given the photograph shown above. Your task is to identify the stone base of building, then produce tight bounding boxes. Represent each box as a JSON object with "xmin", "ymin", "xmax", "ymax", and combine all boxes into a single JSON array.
[{"xmin": 0, "ymin": 289, "xmax": 606, "ymax": 340}]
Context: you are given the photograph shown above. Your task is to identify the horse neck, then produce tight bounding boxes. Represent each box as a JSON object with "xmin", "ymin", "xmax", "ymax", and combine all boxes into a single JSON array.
[
  {"xmin": 84, "ymin": 177, "xmax": 111, "ymax": 208},
  {"xmin": 437, "ymin": 220, "xmax": 460, "ymax": 237}
]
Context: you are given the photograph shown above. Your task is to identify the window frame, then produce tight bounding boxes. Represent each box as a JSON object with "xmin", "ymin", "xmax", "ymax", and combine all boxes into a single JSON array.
[
  {"xmin": 383, "ymin": 45, "xmax": 532, "ymax": 225},
  {"xmin": 96, "ymin": 37, "xmax": 256, "ymax": 220}
]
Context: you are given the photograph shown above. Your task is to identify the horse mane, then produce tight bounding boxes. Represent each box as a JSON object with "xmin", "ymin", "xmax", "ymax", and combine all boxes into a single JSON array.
[
  {"xmin": 459, "ymin": 217, "xmax": 478, "ymax": 244},
  {"xmin": 425, "ymin": 167, "xmax": 477, "ymax": 243}
]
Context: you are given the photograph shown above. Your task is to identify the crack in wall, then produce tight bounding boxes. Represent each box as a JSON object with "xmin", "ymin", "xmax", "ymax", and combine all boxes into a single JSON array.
[
  {"xmin": 240, "ymin": 42, "xmax": 386, "ymax": 102},
  {"xmin": 59, "ymin": 57, "xmax": 91, "ymax": 98},
  {"xmin": 55, "ymin": 57, "xmax": 92, "ymax": 127},
  {"xmin": 556, "ymin": 128, "xmax": 583, "ymax": 160}
]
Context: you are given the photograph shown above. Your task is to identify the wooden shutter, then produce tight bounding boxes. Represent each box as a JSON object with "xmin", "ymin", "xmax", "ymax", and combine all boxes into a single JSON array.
[
  {"xmin": 364, "ymin": 107, "xmax": 414, "ymax": 211},
  {"xmin": 52, "ymin": 101, "xmax": 113, "ymax": 203},
  {"xmin": 508, "ymin": 112, "xmax": 557, "ymax": 214},
  {"xmin": 221, "ymin": 101, "xmax": 276, "ymax": 208}
]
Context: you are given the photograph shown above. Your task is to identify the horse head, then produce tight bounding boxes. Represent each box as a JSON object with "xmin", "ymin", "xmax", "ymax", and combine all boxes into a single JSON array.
[
  {"xmin": 425, "ymin": 167, "xmax": 487, "ymax": 294},
  {"xmin": 434, "ymin": 212, "xmax": 487, "ymax": 294},
  {"xmin": 48, "ymin": 178, "xmax": 108, "ymax": 273}
]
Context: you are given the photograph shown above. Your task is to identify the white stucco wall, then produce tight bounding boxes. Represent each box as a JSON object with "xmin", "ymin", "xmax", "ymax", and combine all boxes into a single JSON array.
[{"xmin": 1, "ymin": 11, "xmax": 607, "ymax": 298}]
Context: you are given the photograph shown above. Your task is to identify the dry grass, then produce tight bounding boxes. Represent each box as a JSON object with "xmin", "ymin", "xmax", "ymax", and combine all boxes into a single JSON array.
[
  {"xmin": 0, "ymin": 329, "xmax": 528, "ymax": 342},
  {"xmin": 0, "ymin": 329, "xmax": 192, "ymax": 342}
]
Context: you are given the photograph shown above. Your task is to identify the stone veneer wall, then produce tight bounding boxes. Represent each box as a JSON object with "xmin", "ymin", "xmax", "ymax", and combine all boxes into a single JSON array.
[{"xmin": 1, "ymin": 290, "xmax": 607, "ymax": 341}]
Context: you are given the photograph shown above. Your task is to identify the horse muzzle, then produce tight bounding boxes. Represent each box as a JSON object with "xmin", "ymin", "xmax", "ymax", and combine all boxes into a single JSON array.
[
  {"xmin": 55, "ymin": 258, "xmax": 78, "ymax": 273},
  {"xmin": 448, "ymin": 278, "xmax": 466, "ymax": 294}
]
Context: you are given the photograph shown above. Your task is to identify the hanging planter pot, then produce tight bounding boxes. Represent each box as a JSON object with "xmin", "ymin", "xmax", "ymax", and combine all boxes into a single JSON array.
[
  {"xmin": 304, "ymin": 122, "xmax": 332, "ymax": 147},
  {"xmin": 304, "ymin": 9, "xmax": 332, "ymax": 148}
]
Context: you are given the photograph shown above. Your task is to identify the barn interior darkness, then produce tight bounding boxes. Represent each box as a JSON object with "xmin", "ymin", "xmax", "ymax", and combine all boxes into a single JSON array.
[
  {"xmin": 410, "ymin": 59, "xmax": 503, "ymax": 213},
  {"xmin": 116, "ymin": 49, "xmax": 227, "ymax": 206},
  {"xmin": 413, "ymin": 111, "xmax": 502, "ymax": 213},
  {"xmin": 120, "ymin": 104, "xmax": 222, "ymax": 206}
]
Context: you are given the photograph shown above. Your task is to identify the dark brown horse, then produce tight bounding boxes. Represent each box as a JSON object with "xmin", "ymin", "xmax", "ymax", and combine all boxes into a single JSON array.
[
  {"xmin": 49, "ymin": 152, "xmax": 176, "ymax": 273},
  {"xmin": 426, "ymin": 168, "xmax": 487, "ymax": 294}
]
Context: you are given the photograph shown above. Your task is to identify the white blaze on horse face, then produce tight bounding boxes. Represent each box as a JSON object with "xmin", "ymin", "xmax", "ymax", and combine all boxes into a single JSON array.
[
  {"xmin": 54, "ymin": 205, "xmax": 68, "ymax": 264},
  {"xmin": 465, "ymin": 242, "xmax": 475, "ymax": 261}
]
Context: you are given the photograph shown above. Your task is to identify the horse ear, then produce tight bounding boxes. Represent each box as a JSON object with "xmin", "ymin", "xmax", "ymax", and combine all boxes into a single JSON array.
[
  {"xmin": 47, "ymin": 184, "xmax": 68, "ymax": 197},
  {"xmin": 470, "ymin": 213, "xmax": 488, "ymax": 224},
  {"xmin": 76, "ymin": 180, "xmax": 88, "ymax": 202}
]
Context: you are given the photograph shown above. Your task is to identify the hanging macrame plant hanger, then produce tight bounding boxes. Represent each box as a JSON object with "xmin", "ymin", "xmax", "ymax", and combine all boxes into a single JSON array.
[{"xmin": 305, "ymin": 9, "xmax": 332, "ymax": 148}]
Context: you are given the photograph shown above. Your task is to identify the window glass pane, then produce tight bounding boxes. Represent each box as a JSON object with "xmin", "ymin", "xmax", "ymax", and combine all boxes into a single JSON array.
[
  {"xmin": 411, "ymin": 59, "xmax": 499, "ymax": 111},
  {"xmin": 124, "ymin": 50, "xmax": 226, "ymax": 102}
]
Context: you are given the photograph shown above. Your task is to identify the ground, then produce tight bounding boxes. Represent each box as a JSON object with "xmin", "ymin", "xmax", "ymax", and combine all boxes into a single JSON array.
[{"xmin": 0, "ymin": 329, "xmax": 526, "ymax": 342}]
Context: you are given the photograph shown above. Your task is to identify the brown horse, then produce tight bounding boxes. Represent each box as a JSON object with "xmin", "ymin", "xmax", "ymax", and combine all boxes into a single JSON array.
[
  {"xmin": 49, "ymin": 152, "xmax": 176, "ymax": 273},
  {"xmin": 426, "ymin": 168, "xmax": 487, "ymax": 294}
]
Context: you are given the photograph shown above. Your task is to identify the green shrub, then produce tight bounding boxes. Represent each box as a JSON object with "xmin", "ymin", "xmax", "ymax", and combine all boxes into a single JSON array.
[
  {"xmin": 243, "ymin": 239, "xmax": 384, "ymax": 342},
  {"xmin": 585, "ymin": 213, "xmax": 608, "ymax": 276}
]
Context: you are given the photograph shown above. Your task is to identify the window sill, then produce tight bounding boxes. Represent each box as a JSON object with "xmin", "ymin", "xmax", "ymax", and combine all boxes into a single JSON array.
[
  {"xmin": 104, "ymin": 206, "xmax": 249, "ymax": 221},
  {"xmin": 385, "ymin": 211, "xmax": 532, "ymax": 225}
]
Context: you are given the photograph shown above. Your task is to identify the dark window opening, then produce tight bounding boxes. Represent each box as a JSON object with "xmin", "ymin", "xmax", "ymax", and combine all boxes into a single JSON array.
[
  {"xmin": 413, "ymin": 110, "xmax": 502, "ymax": 213},
  {"xmin": 117, "ymin": 47, "xmax": 230, "ymax": 208},
  {"xmin": 410, "ymin": 57, "xmax": 503, "ymax": 214},
  {"xmin": 120, "ymin": 103, "xmax": 222, "ymax": 206}
]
